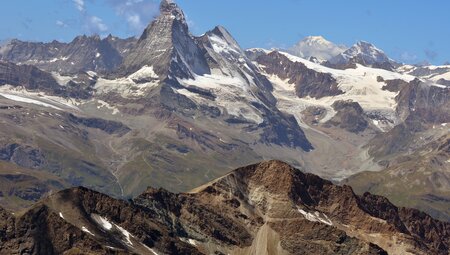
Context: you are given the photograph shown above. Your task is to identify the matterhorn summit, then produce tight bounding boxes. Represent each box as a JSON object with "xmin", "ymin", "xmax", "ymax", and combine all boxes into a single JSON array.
[{"xmin": 119, "ymin": 0, "xmax": 209, "ymax": 79}]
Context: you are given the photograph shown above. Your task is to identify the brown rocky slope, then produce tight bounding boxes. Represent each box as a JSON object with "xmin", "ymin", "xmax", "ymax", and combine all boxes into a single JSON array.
[{"xmin": 1, "ymin": 160, "xmax": 449, "ymax": 255}]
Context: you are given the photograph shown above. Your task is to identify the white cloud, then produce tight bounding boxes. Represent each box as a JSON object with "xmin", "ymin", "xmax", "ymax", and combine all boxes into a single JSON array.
[
  {"xmin": 69, "ymin": 0, "xmax": 159, "ymax": 36},
  {"xmin": 127, "ymin": 14, "xmax": 141, "ymax": 30},
  {"xmin": 89, "ymin": 16, "xmax": 108, "ymax": 33},
  {"xmin": 399, "ymin": 52, "xmax": 418, "ymax": 63},
  {"xmin": 105, "ymin": 0, "xmax": 159, "ymax": 33},
  {"xmin": 73, "ymin": 0, "xmax": 85, "ymax": 12},
  {"xmin": 56, "ymin": 20, "xmax": 68, "ymax": 28}
]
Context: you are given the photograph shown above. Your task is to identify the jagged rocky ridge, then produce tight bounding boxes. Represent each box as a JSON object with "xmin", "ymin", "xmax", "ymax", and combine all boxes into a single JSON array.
[
  {"xmin": 0, "ymin": 35, "xmax": 137, "ymax": 75},
  {"xmin": 1, "ymin": 161, "xmax": 449, "ymax": 255},
  {"xmin": 0, "ymin": 61, "xmax": 93, "ymax": 99},
  {"xmin": 252, "ymin": 50, "xmax": 343, "ymax": 99}
]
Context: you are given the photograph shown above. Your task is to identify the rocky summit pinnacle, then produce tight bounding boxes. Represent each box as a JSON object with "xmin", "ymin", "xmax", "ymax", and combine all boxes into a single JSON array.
[
  {"xmin": 160, "ymin": 0, "xmax": 184, "ymax": 20},
  {"xmin": 120, "ymin": 0, "xmax": 209, "ymax": 78}
]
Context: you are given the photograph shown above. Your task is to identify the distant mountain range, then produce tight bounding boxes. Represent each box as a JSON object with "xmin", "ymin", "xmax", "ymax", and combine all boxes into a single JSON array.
[{"xmin": 0, "ymin": 1, "xmax": 449, "ymax": 254}]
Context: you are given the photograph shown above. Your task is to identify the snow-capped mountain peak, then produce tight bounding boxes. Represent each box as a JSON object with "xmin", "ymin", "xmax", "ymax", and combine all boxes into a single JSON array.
[
  {"xmin": 328, "ymin": 40, "xmax": 396, "ymax": 68},
  {"xmin": 346, "ymin": 41, "xmax": 387, "ymax": 58},
  {"xmin": 303, "ymin": 36, "xmax": 333, "ymax": 46},
  {"xmin": 287, "ymin": 36, "xmax": 347, "ymax": 62}
]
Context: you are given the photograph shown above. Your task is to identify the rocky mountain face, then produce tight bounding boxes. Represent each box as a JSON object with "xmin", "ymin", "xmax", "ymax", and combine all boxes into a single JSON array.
[
  {"xmin": 119, "ymin": 0, "xmax": 209, "ymax": 79},
  {"xmin": 253, "ymin": 50, "xmax": 343, "ymax": 99},
  {"xmin": 345, "ymin": 133, "xmax": 450, "ymax": 221},
  {"xmin": 395, "ymin": 79, "xmax": 450, "ymax": 124},
  {"xmin": 0, "ymin": 61, "xmax": 93, "ymax": 99},
  {"xmin": 0, "ymin": 186, "xmax": 200, "ymax": 255},
  {"xmin": 287, "ymin": 36, "xmax": 347, "ymax": 62},
  {"xmin": 0, "ymin": 35, "xmax": 137, "ymax": 75},
  {"xmin": 324, "ymin": 100, "xmax": 369, "ymax": 133},
  {"xmin": 1, "ymin": 161, "xmax": 449, "ymax": 255}
]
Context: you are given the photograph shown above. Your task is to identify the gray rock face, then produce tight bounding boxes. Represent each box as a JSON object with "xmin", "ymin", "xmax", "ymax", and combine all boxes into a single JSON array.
[
  {"xmin": 254, "ymin": 51, "xmax": 343, "ymax": 99},
  {"xmin": 437, "ymin": 79, "xmax": 450, "ymax": 86},
  {"xmin": 199, "ymin": 26, "xmax": 275, "ymax": 105},
  {"xmin": 104, "ymin": 34, "xmax": 137, "ymax": 58},
  {"xmin": 325, "ymin": 100, "xmax": 369, "ymax": 133},
  {"xmin": 396, "ymin": 79, "xmax": 450, "ymax": 124},
  {"xmin": 258, "ymin": 108, "xmax": 314, "ymax": 150},
  {"xmin": 0, "ymin": 61, "xmax": 62, "ymax": 93},
  {"xmin": 120, "ymin": 0, "xmax": 210, "ymax": 79},
  {"xmin": 377, "ymin": 77, "xmax": 410, "ymax": 92},
  {"xmin": 0, "ymin": 61, "xmax": 92, "ymax": 99},
  {"xmin": 409, "ymin": 66, "xmax": 450, "ymax": 77},
  {"xmin": 0, "ymin": 35, "xmax": 136, "ymax": 75}
]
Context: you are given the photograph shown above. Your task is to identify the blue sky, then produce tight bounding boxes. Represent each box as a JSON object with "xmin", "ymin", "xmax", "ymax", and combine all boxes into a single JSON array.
[{"xmin": 1, "ymin": 0, "xmax": 449, "ymax": 65}]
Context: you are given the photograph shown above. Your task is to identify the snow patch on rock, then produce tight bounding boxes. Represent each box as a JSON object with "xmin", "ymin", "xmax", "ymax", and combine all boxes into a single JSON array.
[
  {"xmin": 96, "ymin": 100, "xmax": 120, "ymax": 115},
  {"xmin": 298, "ymin": 208, "xmax": 333, "ymax": 226},
  {"xmin": 0, "ymin": 93, "xmax": 63, "ymax": 110},
  {"xmin": 180, "ymin": 237, "xmax": 198, "ymax": 247},
  {"xmin": 92, "ymin": 214, "xmax": 113, "ymax": 231},
  {"xmin": 0, "ymin": 85, "xmax": 81, "ymax": 111},
  {"xmin": 114, "ymin": 223, "xmax": 133, "ymax": 246},
  {"xmin": 128, "ymin": 65, "xmax": 159, "ymax": 81},
  {"xmin": 95, "ymin": 76, "xmax": 159, "ymax": 98},
  {"xmin": 81, "ymin": 226, "xmax": 95, "ymax": 236}
]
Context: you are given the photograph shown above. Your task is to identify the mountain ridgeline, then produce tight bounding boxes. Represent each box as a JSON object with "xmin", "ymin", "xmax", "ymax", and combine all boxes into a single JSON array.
[{"xmin": 1, "ymin": 161, "xmax": 450, "ymax": 255}]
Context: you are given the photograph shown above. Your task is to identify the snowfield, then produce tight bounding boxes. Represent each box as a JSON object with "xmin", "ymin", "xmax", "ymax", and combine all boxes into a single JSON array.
[{"xmin": 0, "ymin": 85, "xmax": 81, "ymax": 111}]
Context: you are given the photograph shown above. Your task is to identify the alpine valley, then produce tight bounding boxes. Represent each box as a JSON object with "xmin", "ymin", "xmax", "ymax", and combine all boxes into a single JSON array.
[{"xmin": 0, "ymin": 1, "xmax": 449, "ymax": 254}]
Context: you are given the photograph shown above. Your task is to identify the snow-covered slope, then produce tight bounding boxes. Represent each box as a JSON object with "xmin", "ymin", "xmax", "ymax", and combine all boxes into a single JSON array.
[
  {"xmin": 397, "ymin": 64, "xmax": 450, "ymax": 85},
  {"xmin": 287, "ymin": 36, "xmax": 347, "ymax": 62},
  {"xmin": 175, "ymin": 26, "xmax": 276, "ymax": 124}
]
